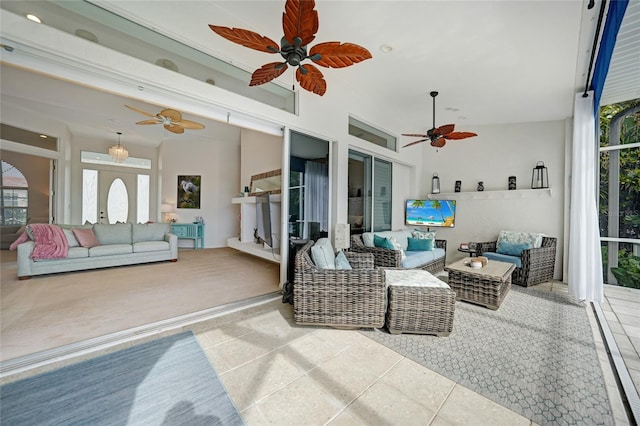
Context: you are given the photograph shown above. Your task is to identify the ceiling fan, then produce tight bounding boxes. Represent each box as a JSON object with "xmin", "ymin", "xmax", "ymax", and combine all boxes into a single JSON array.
[
  {"xmin": 402, "ymin": 91, "xmax": 477, "ymax": 148},
  {"xmin": 125, "ymin": 105, "xmax": 205, "ymax": 134},
  {"xmin": 209, "ymin": 0, "xmax": 372, "ymax": 96}
]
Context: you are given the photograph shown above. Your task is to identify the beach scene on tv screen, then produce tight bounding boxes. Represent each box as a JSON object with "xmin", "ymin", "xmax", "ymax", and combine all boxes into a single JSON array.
[{"xmin": 406, "ymin": 200, "xmax": 456, "ymax": 227}]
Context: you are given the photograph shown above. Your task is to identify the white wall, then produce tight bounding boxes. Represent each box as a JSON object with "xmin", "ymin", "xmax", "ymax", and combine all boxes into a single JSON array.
[
  {"xmin": 420, "ymin": 120, "xmax": 566, "ymax": 279},
  {"xmin": 160, "ymin": 128, "xmax": 241, "ymax": 248},
  {"xmin": 239, "ymin": 128, "xmax": 283, "ymax": 193}
]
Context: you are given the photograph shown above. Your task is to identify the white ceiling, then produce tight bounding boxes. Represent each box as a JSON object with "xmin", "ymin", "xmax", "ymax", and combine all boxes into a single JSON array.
[{"xmin": 1, "ymin": 0, "xmax": 638, "ymax": 148}]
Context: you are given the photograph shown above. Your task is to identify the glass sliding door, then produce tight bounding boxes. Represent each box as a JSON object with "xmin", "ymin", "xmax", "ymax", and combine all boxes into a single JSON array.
[
  {"xmin": 373, "ymin": 158, "xmax": 392, "ymax": 231},
  {"xmin": 348, "ymin": 150, "xmax": 392, "ymax": 233}
]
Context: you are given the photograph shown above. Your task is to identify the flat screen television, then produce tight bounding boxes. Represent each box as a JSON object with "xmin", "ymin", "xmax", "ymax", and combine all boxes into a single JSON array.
[
  {"xmin": 405, "ymin": 199, "xmax": 456, "ymax": 227},
  {"xmin": 255, "ymin": 193, "xmax": 273, "ymax": 247}
]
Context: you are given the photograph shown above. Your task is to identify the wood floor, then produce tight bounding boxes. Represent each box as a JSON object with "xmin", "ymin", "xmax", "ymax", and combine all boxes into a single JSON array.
[{"xmin": 0, "ymin": 248, "xmax": 280, "ymax": 362}]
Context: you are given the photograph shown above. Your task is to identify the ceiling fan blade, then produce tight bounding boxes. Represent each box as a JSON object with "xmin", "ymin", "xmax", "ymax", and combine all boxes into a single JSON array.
[
  {"xmin": 296, "ymin": 63, "xmax": 326, "ymax": 96},
  {"xmin": 136, "ymin": 119, "xmax": 160, "ymax": 125},
  {"xmin": 250, "ymin": 62, "xmax": 288, "ymax": 86},
  {"xmin": 208, "ymin": 25, "xmax": 279, "ymax": 53},
  {"xmin": 178, "ymin": 119, "xmax": 205, "ymax": 130},
  {"xmin": 402, "ymin": 133, "xmax": 429, "ymax": 138},
  {"xmin": 125, "ymin": 104, "xmax": 156, "ymax": 118},
  {"xmin": 164, "ymin": 124, "xmax": 184, "ymax": 134},
  {"xmin": 160, "ymin": 109, "xmax": 182, "ymax": 123},
  {"xmin": 309, "ymin": 42, "xmax": 372, "ymax": 68},
  {"xmin": 283, "ymin": 0, "xmax": 318, "ymax": 46},
  {"xmin": 431, "ymin": 138, "xmax": 447, "ymax": 148},
  {"xmin": 402, "ymin": 139, "xmax": 429, "ymax": 148},
  {"xmin": 436, "ymin": 124, "xmax": 455, "ymax": 135},
  {"xmin": 443, "ymin": 131, "xmax": 478, "ymax": 140}
]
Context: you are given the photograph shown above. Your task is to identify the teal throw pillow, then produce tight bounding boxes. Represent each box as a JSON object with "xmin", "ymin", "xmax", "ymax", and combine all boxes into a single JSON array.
[
  {"xmin": 373, "ymin": 235, "xmax": 396, "ymax": 250},
  {"xmin": 407, "ymin": 237, "xmax": 434, "ymax": 251},
  {"xmin": 497, "ymin": 241, "xmax": 530, "ymax": 256},
  {"xmin": 335, "ymin": 250, "xmax": 352, "ymax": 270}
]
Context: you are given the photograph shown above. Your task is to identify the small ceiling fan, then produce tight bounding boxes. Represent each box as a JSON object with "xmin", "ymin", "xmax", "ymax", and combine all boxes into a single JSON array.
[
  {"xmin": 125, "ymin": 105, "xmax": 205, "ymax": 134},
  {"xmin": 209, "ymin": 0, "xmax": 372, "ymax": 96},
  {"xmin": 402, "ymin": 91, "xmax": 477, "ymax": 148}
]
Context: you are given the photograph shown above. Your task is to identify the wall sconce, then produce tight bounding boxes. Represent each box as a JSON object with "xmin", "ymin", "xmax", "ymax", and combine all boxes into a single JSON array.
[{"xmin": 531, "ymin": 161, "xmax": 549, "ymax": 189}]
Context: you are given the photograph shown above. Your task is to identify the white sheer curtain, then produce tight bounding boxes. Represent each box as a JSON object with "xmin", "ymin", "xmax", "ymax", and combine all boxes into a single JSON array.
[
  {"xmin": 303, "ymin": 161, "xmax": 328, "ymax": 239},
  {"xmin": 568, "ymin": 91, "xmax": 604, "ymax": 302}
]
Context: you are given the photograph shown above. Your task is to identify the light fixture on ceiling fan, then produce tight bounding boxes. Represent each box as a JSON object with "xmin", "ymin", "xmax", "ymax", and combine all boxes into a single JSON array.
[
  {"xmin": 209, "ymin": 0, "xmax": 372, "ymax": 96},
  {"xmin": 402, "ymin": 91, "xmax": 477, "ymax": 149},
  {"xmin": 109, "ymin": 132, "xmax": 128, "ymax": 163},
  {"xmin": 125, "ymin": 105, "xmax": 205, "ymax": 134}
]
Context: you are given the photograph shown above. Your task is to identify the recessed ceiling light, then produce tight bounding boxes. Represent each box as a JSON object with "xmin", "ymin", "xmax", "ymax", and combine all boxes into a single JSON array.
[
  {"xmin": 26, "ymin": 14, "xmax": 42, "ymax": 24},
  {"xmin": 75, "ymin": 29, "xmax": 98, "ymax": 43},
  {"xmin": 379, "ymin": 44, "xmax": 393, "ymax": 53},
  {"xmin": 155, "ymin": 58, "xmax": 178, "ymax": 72},
  {"xmin": 445, "ymin": 107, "xmax": 460, "ymax": 112},
  {"xmin": 206, "ymin": 78, "xmax": 216, "ymax": 85},
  {"xmin": 39, "ymin": 134, "xmax": 47, "ymax": 138}
]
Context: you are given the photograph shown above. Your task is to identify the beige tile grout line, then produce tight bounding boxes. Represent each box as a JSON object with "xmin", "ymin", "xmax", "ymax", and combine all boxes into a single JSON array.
[{"xmin": 322, "ymin": 355, "xmax": 406, "ymax": 425}]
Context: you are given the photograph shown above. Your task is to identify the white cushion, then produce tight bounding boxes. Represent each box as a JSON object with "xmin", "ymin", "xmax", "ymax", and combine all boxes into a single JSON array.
[
  {"xmin": 311, "ymin": 238, "xmax": 336, "ymax": 269},
  {"xmin": 362, "ymin": 229, "xmax": 412, "ymax": 250},
  {"xmin": 385, "ymin": 269, "xmax": 450, "ymax": 288},
  {"xmin": 497, "ymin": 230, "xmax": 544, "ymax": 249}
]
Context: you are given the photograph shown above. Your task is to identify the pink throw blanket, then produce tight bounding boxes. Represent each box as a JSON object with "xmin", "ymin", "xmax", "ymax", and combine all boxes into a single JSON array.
[{"xmin": 9, "ymin": 224, "xmax": 69, "ymax": 259}]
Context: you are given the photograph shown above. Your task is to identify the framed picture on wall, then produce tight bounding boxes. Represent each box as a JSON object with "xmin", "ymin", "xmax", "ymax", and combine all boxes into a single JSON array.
[{"xmin": 177, "ymin": 175, "xmax": 201, "ymax": 209}]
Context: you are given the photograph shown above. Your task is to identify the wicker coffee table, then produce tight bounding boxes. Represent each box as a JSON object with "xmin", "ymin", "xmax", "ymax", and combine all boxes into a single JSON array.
[{"xmin": 445, "ymin": 258, "xmax": 515, "ymax": 310}]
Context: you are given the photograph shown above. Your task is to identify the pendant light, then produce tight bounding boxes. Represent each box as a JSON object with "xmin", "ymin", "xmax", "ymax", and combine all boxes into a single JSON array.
[{"xmin": 109, "ymin": 132, "xmax": 129, "ymax": 163}]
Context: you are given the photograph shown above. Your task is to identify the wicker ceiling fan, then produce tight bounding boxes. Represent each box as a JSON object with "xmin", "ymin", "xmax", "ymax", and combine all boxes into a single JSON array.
[
  {"xmin": 402, "ymin": 91, "xmax": 477, "ymax": 148},
  {"xmin": 125, "ymin": 105, "xmax": 205, "ymax": 134},
  {"xmin": 209, "ymin": 0, "xmax": 372, "ymax": 96}
]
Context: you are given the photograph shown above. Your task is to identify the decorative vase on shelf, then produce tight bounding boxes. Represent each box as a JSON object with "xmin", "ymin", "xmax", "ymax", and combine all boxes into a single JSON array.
[
  {"xmin": 477, "ymin": 182, "xmax": 484, "ymax": 191},
  {"xmin": 455, "ymin": 180, "xmax": 462, "ymax": 193},
  {"xmin": 508, "ymin": 176, "xmax": 516, "ymax": 190}
]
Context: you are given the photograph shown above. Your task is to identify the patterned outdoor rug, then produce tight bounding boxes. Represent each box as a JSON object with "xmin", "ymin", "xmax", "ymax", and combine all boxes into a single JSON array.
[
  {"xmin": 0, "ymin": 331, "xmax": 243, "ymax": 425},
  {"xmin": 361, "ymin": 285, "xmax": 613, "ymax": 425}
]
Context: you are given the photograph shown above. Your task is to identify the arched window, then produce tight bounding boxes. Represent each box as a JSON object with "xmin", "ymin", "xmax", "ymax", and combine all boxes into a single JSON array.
[{"xmin": 1, "ymin": 161, "xmax": 29, "ymax": 226}]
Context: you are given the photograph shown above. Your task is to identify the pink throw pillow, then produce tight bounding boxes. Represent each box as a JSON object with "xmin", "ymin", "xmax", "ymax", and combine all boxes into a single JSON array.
[{"xmin": 71, "ymin": 227, "xmax": 99, "ymax": 248}]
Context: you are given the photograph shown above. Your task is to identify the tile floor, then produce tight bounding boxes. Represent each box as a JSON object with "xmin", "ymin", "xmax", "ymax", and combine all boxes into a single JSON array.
[
  {"xmin": 186, "ymin": 281, "xmax": 634, "ymax": 425},
  {"xmin": 1, "ymin": 281, "xmax": 636, "ymax": 425}
]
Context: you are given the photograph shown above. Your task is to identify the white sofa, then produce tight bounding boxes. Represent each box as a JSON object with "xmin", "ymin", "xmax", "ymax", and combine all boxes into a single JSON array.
[{"xmin": 16, "ymin": 223, "xmax": 178, "ymax": 279}]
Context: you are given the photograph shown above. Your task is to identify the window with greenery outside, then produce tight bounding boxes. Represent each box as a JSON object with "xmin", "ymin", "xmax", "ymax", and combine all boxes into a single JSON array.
[{"xmin": 599, "ymin": 98, "xmax": 640, "ymax": 288}]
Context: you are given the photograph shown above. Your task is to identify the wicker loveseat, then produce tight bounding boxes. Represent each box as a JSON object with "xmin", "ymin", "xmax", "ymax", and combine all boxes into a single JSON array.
[
  {"xmin": 473, "ymin": 232, "xmax": 557, "ymax": 287},
  {"xmin": 293, "ymin": 240, "xmax": 386, "ymax": 329},
  {"xmin": 350, "ymin": 231, "xmax": 447, "ymax": 273}
]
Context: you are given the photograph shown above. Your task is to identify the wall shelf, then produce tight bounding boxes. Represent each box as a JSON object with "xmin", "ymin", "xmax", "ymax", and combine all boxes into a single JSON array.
[
  {"xmin": 229, "ymin": 193, "xmax": 281, "ymax": 261},
  {"xmin": 428, "ymin": 188, "xmax": 552, "ymax": 200},
  {"xmin": 227, "ymin": 237, "xmax": 280, "ymax": 263}
]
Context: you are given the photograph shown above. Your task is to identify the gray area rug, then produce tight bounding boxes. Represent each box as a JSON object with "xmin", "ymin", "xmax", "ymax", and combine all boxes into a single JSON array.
[
  {"xmin": 0, "ymin": 331, "xmax": 243, "ymax": 425},
  {"xmin": 361, "ymin": 285, "xmax": 613, "ymax": 425}
]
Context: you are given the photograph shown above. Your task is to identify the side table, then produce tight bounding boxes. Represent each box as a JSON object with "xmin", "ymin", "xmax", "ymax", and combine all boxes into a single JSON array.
[
  {"xmin": 457, "ymin": 248, "xmax": 477, "ymax": 257},
  {"xmin": 171, "ymin": 223, "xmax": 205, "ymax": 249}
]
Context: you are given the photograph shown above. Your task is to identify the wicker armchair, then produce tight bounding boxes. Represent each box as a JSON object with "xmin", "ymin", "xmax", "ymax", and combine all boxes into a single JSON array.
[
  {"xmin": 350, "ymin": 234, "xmax": 447, "ymax": 274},
  {"xmin": 474, "ymin": 236, "xmax": 557, "ymax": 287},
  {"xmin": 293, "ymin": 241, "xmax": 386, "ymax": 329}
]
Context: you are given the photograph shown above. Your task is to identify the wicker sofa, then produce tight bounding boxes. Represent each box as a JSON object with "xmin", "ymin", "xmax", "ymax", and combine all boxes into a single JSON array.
[
  {"xmin": 350, "ymin": 230, "xmax": 447, "ymax": 273},
  {"xmin": 473, "ymin": 232, "xmax": 557, "ymax": 287},
  {"xmin": 293, "ymin": 240, "xmax": 386, "ymax": 329}
]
